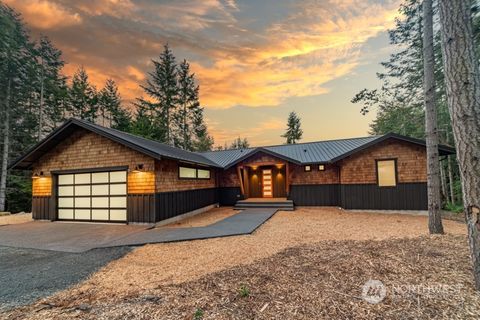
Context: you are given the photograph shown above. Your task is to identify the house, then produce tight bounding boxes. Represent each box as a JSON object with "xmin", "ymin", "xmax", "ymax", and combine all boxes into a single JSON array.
[{"xmin": 9, "ymin": 118, "xmax": 455, "ymax": 224}]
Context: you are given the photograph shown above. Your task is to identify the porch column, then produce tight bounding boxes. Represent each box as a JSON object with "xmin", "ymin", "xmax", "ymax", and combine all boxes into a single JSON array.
[
  {"xmin": 285, "ymin": 162, "xmax": 290, "ymax": 196},
  {"xmin": 237, "ymin": 165, "xmax": 245, "ymax": 196}
]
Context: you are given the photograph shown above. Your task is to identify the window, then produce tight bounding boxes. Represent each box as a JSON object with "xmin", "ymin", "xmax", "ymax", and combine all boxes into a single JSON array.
[
  {"xmin": 197, "ymin": 169, "xmax": 211, "ymax": 179},
  {"xmin": 304, "ymin": 165, "xmax": 311, "ymax": 172},
  {"xmin": 377, "ymin": 159, "xmax": 397, "ymax": 187},
  {"xmin": 179, "ymin": 166, "xmax": 211, "ymax": 180},
  {"xmin": 179, "ymin": 167, "xmax": 196, "ymax": 178},
  {"xmin": 318, "ymin": 165, "xmax": 325, "ymax": 171}
]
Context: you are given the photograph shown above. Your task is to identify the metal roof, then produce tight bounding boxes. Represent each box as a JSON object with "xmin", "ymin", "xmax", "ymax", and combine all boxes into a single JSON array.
[
  {"xmin": 200, "ymin": 133, "xmax": 455, "ymax": 169},
  {"xmin": 10, "ymin": 118, "xmax": 456, "ymax": 171}
]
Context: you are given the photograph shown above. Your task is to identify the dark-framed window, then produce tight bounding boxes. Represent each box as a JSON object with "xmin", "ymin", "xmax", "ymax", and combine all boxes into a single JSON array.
[
  {"xmin": 304, "ymin": 165, "xmax": 311, "ymax": 172},
  {"xmin": 178, "ymin": 166, "xmax": 211, "ymax": 180},
  {"xmin": 376, "ymin": 159, "xmax": 397, "ymax": 187}
]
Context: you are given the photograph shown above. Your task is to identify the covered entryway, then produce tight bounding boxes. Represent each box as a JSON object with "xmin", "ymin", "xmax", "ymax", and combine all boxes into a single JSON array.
[
  {"xmin": 56, "ymin": 169, "xmax": 128, "ymax": 222},
  {"xmin": 243, "ymin": 164, "xmax": 287, "ymax": 198}
]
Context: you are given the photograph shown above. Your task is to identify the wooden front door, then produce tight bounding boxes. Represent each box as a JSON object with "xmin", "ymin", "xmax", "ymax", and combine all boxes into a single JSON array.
[{"xmin": 262, "ymin": 169, "xmax": 273, "ymax": 197}]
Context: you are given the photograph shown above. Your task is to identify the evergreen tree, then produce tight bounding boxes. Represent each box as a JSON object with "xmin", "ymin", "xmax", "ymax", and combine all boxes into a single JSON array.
[
  {"xmin": 230, "ymin": 137, "xmax": 250, "ymax": 149},
  {"xmin": 35, "ymin": 36, "xmax": 67, "ymax": 140},
  {"xmin": 0, "ymin": 3, "xmax": 38, "ymax": 212},
  {"xmin": 68, "ymin": 66, "xmax": 98, "ymax": 122},
  {"xmin": 98, "ymin": 78, "xmax": 130, "ymax": 130},
  {"xmin": 138, "ymin": 44, "xmax": 178, "ymax": 144},
  {"xmin": 191, "ymin": 105, "xmax": 214, "ymax": 151},
  {"xmin": 282, "ymin": 111, "xmax": 303, "ymax": 144}
]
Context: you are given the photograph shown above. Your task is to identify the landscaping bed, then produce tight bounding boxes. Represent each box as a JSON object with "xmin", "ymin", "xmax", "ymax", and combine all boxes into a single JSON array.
[
  {"xmin": 0, "ymin": 212, "xmax": 32, "ymax": 226},
  {"xmin": 1, "ymin": 208, "xmax": 471, "ymax": 319},
  {"xmin": 4, "ymin": 234, "xmax": 478, "ymax": 319}
]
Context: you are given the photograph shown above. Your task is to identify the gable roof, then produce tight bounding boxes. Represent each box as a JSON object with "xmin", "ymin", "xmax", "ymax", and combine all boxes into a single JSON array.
[
  {"xmin": 9, "ymin": 118, "xmax": 221, "ymax": 170},
  {"xmin": 9, "ymin": 118, "xmax": 456, "ymax": 171}
]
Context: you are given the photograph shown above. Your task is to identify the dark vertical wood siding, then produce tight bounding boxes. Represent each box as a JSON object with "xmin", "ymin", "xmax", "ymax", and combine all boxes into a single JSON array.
[
  {"xmin": 155, "ymin": 188, "xmax": 218, "ymax": 222},
  {"xmin": 340, "ymin": 183, "xmax": 427, "ymax": 210},
  {"xmin": 288, "ymin": 183, "xmax": 427, "ymax": 210},
  {"xmin": 288, "ymin": 184, "xmax": 340, "ymax": 206},
  {"xmin": 32, "ymin": 196, "xmax": 52, "ymax": 220},
  {"xmin": 128, "ymin": 194, "xmax": 156, "ymax": 223},
  {"xmin": 272, "ymin": 166, "xmax": 287, "ymax": 197},
  {"xmin": 247, "ymin": 168, "xmax": 262, "ymax": 198},
  {"xmin": 218, "ymin": 187, "xmax": 243, "ymax": 205}
]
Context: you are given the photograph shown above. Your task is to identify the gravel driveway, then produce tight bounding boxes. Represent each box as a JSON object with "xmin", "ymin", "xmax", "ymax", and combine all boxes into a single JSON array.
[{"xmin": 0, "ymin": 246, "xmax": 131, "ymax": 311}]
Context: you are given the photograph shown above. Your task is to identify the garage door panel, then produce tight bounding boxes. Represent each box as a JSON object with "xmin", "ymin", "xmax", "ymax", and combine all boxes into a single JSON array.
[
  {"xmin": 110, "ymin": 197, "xmax": 126, "ymax": 208},
  {"xmin": 75, "ymin": 173, "xmax": 91, "ymax": 184},
  {"xmin": 75, "ymin": 185, "xmax": 90, "ymax": 196},
  {"xmin": 74, "ymin": 197, "xmax": 90, "ymax": 208},
  {"xmin": 92, "ymin": 172, "xmax": 109, "ymax": 183},
  {"xmin": 110, "ymin": 184, "xmax": 126, "ymax": 195},
  {"xmin": 58, "ymin": 197, "xmax": 74, "ymax": 208},
  {"xmin": 92, "ymin": 209, "xmax": 109, "ymax": 220},
  {"xmin": 58, "ymin": 174, "xmax": 73, "ymax": 185},
  {"xmin": 74, "ymin": 209, "xmax": 91, "ymax": 220},
  {"xmin": 58, "ymin": 186, "xmax": 74, "ymax": 196},
  {"xmin": 92, "ymin": 197, "xmax": 109, "ymax": 208},
  {"xmin": 92, "ymin": 184, "xmax": 109, "ymax": 195},
  {"xmin": 58, "ymin": 209, "xmax": 74, "ymax": 219},
  {"xmin": 57, "ymin": 170, "xmax": 127, "ymax": 222},
  {"xmin": 110, "ymin": 209, "xmax": 127, "ymax": 221},
  {"xmin": 110, "ymin": 171, "xmax": 126, "ymax": 183}
]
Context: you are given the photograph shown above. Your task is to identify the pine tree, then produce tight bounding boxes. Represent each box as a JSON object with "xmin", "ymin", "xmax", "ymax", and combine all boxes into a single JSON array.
[
  {"xmin": 35, "ymin": 36, "xmax": 67, "ymax": 140},
  {"xmin": 191, "ymin": 105, "xmax": 214, "ymax": 151},
  {"xmin": 68, "ymin": 66, "xmax": 98, "ymax": 122},
  {"xmin": 230, "ymin": 137, "xmax": 250, "ymax": 149},
  {"xmin": 176, "ymin": 59, "xmax": 197, "ymax": 149},
  {"xmin": 138, "ymin": 44, "xmax": 178, "ymax": 144},
  {"xmin": 0, "ymin": 3, "xmax": 38, "ymax": 212},
  {"xmin": 98, "ymin": 78, "xmax": 130, "ymax": 130},
  {"xmin": 282, "ymin": 111, "xmax": 303, "ymax": 144}
]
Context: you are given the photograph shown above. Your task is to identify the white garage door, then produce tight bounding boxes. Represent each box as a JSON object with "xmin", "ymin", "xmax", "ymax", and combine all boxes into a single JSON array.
[{"xmin": 57, "ymin": 170, "xmax": 127, "ymax": 222}]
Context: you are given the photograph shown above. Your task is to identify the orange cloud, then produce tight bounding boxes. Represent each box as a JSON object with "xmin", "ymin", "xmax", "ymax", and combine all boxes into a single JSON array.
[
  {"xmin": 5, "ymin": 0, "xmax": 81, "ymax": 29},
  {"xmin": 192, "ymin": 0, "xmax": 400, "ymax": 109}
]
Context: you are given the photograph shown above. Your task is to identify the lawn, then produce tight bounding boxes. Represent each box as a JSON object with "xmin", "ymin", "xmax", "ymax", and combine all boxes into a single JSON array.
[{"xmin": 3, "ymin": 208, "xmax": 478, "ymax": 319}]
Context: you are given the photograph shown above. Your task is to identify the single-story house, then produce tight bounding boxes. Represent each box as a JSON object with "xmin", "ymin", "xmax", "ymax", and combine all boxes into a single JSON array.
[{"xmin": 9, "ymin": 118, "xmax": 455, "ymax": 224}]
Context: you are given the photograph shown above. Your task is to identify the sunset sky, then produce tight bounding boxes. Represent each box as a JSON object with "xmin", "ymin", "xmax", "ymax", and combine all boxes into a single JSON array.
[{"xmin": 6, "ymin": 0, "xmax": 401, "ymax": 146}]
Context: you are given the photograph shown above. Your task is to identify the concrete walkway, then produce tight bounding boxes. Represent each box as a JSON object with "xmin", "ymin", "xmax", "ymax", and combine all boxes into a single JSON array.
[
  {"xmin": 0, "ymin": 208, "xmax": 277, "ymax": 253},
  {"xmin": 102, "ymin": 208, "xmax": 278, "ymax": 248}
]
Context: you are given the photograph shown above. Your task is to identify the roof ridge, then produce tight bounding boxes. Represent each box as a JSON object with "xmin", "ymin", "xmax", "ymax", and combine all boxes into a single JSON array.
[{"xmin": 199, "ymin": 135, "xmax": 383, "ymax": 154}]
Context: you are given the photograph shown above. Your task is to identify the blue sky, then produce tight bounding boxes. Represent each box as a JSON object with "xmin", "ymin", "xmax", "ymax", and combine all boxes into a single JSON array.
[{"xmin": 6, "ymin": 0, "xmax": 401, "ymax": 146}]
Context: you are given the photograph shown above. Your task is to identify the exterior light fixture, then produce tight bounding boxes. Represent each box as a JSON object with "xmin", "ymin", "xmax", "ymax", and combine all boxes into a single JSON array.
[
  {"xmin": 133, "ymin": 164, "xmax": 144, "ymax": 173},
  {"xmin": 304, "ymin": 165, "xmax": 311, "ymax": 172},
  {"xmin": 318, "ymin": 165, "xmax": 325, "ymax": 171},
  {"xmin": 32, "ymin": 171, "xmax": 44, "ymax": 179}
]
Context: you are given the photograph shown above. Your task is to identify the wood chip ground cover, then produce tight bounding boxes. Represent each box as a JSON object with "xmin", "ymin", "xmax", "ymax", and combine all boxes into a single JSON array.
[{"xmin": 2, "ymin": 208, "xmax": 475, "ymax": 319}]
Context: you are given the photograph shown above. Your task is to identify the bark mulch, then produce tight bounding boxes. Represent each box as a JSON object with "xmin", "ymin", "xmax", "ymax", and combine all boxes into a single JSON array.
[{"xmin": 4, "ymin": 234, "xmax": 479, "ymax": 320}]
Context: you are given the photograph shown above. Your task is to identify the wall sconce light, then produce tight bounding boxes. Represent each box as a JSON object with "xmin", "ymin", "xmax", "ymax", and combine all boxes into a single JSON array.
[
  {"xmin": 32, "ymin": 171, "xmax": 44, "ymax": 179},
  {"xmin": 251, "ymin": 165, "xmax": 258, "ymax": 171},
  {"xmin": 318, "ymin": 165, "xmax": 325, "ymax": 171},
  {"xmin": 133, "ymin": 164, "xmax": 144, "ymax": 173}
]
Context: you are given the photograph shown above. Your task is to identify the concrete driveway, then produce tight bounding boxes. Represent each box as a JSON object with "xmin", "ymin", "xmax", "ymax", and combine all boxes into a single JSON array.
[{"xmin": 0, "ymin": 221, "xmax": 149, "ymax": 253}]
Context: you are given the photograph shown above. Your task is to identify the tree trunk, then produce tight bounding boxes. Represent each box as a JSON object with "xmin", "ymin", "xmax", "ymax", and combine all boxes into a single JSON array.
[
  {"xmin": 448, "ymin": 155, "xmax": 455, "ymax": 204},
  {"xmin": 439, "ymin": 0, "xmax": 480, "ymax": 290},
  {"xmin": 440, "ymin": 162, "xmax": 448, "ymax": 202},
  {"xmin": 38, "ymin": 58, "xmax": 44, "ymax": 141},
  {"xmin": 423, "ymin": 0, "xmax": 444, "ymax": 234},
  {"xmin": 0, "ymin": 79, "xmax": 11, "ymax": 212}
]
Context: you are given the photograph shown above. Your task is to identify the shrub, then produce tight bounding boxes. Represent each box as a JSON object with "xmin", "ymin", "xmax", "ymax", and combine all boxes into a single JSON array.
[
  {"xmin": 193, "ymin": 308, "xmax": 204, "ymax": 320},
  {"xmin": 238, "ymin": 284, "xmax": 250, "ymax": 298},
  {"xmin": 444, "ymin": 202, "xmax": 463, "ymax": 214}
]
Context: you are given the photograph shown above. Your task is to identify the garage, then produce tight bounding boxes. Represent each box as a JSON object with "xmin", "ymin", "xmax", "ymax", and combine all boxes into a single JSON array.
[{"xmin": 57, "ymin": 169, "xmax": 127, "ymax": 222}]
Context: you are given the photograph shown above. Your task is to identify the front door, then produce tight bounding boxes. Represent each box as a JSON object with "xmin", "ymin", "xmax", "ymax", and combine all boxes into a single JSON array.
[{"xmin": 262, "ymin": 169, "xmax": 273, "ymax": 197}]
